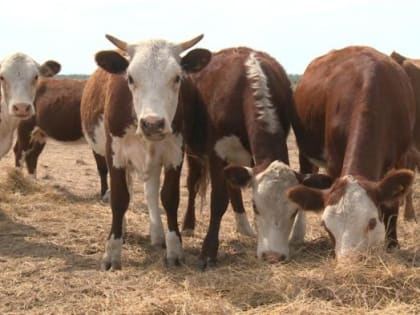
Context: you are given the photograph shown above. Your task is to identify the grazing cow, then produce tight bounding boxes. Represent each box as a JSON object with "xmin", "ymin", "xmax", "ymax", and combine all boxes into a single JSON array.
[
  {"xmin": 287, "ymin": 46, "xmax": 415, "ymax": 261},
  {"xmin": 81, "ymin": 34, "xmax": 211, "ymax": 270},
  {"xmin": 390, "ymin": 51, "xmax": 420, "ymax": 222},
  {"xmin": 0, "ymin": 53, "xmax": 61, "ymax": 158},
  {"xmin": 184, "ymin": 47, "xmax": 319, "ymax": 268}
]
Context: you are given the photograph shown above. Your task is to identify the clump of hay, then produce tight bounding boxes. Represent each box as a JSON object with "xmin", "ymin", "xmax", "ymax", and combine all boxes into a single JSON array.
[{"xmin": 0, "ymin": 167, "xmax": 41, "ymax": 196}]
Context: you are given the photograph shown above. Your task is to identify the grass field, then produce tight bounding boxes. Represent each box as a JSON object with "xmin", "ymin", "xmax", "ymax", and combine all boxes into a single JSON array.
[{"xmin": 0, "ymin": 135, "xmax": 419, "ymax": 314}]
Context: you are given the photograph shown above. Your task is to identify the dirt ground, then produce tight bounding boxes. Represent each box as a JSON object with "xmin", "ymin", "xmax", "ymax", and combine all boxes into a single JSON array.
[{"xmin": 0, "ymin": 134, "xmax": 419, "ymax": 315}]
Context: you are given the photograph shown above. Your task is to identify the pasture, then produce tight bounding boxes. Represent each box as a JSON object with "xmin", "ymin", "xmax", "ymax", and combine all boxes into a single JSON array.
[{"xmin": 0, "ymin": 134, "xmax": 419, "ymax": 314}]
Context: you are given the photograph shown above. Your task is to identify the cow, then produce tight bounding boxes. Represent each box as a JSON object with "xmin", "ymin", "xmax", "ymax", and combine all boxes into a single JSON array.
[
  {"xmin": 183, "ymin": 47, "xmax": 325, "ymax": 268},
  {"xmin": 0, "ymin": 53, "xmax": 61, "ymax": 158},
  {"xmin": 12, "ymin": 78, "xmax": 109, "ymax": 199},
  {"xmin": 80, "ymin": 34, "xmax": 211, "ymax": 270},
  {"xmin": 390, "ymin": 51, "xmax": 420, "ymax": 222},
  {"xmin": 286, "ymin": 46, "xmax": 415, "ymax": 262}
]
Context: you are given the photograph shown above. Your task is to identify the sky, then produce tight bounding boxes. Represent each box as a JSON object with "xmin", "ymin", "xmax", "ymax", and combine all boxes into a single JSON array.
[{"xmin": 0, "ymin": 0, "xmax": 419, "ymax": 75}]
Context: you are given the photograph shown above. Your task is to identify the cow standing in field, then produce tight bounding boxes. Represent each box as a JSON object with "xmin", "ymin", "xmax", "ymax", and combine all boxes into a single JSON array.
[
  {"xmin": 287, "ymin": 46, "xmax": 415, "ymax": 261},
  {"xmin": 12, "ymin": 78, "xmax": 109, "ymax": 199},
  {"xmin": 390, "ymin": 51, "xmax": 420, "ymax": 222},
  {"xmin": 184, "ymin": 47, "xmax": 319, "ymax": 268},
  {"xmin": 0, "ymin": 53, "xmax": 61, "ymax": 158},
  {"xmin": 81, "ymin": 34, "xmax": 211, "ymax": 270}
]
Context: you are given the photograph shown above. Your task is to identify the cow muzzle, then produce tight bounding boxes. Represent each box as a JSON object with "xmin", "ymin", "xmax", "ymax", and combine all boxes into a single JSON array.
[
  {"xmin": 139, "ymin": 116, "xmax": 167, "ymax": 141},
  {"xmin": 11, "ymin": 102, "xmax": 34, "ymax": 119}
]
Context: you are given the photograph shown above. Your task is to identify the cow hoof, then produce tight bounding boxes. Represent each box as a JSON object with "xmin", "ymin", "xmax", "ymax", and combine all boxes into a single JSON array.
[
  {"xmin": 182, "ymin": 229, "xmax": 195, "ymax": 237},
  {"xmin": 101, "ymin": 259, "xmax": 122, "ymax": 271},
  {"xmin": 151, "ymin": 226, "xmax": 165, "ymax": 248},
  {"xmin": 165, "ymin": 256, "xmax": 185, "ymax": 268},
  {"xmin": 386, "ymin": 240, "xmax": 400, "ymax": 251},
  {"xmin": 198, "ymin": 257, "xmax": 217, "ymax": 271},
  {"xmin": 101, "ymin": 190, "xmax": 110, "ymax": 203},
  {"xmin": 235, "ymin": 213, "xmax": 255, "ymax": 237}
]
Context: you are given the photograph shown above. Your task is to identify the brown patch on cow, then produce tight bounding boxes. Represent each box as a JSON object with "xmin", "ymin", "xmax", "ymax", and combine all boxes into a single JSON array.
[
  {"xmin": 224, "ymin": 165, "xmax": 252, "ymax": 188},
  {"xmin": 287, "ymin": 185, "xmax": 325, "ymax": 211}
]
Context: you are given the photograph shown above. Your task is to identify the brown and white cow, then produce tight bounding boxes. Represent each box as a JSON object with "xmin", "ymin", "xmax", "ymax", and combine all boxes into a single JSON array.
[
  {"xmin": 12, "ymin": 78, "xmax": 109, "ymax": 199},
  {"xmin": 0, "ymin": 53, "xmax": 61, "ymax": 158},
  {"xmin": 390, "ymin": 51, "xmax": 420, "ymax": 222},
  {"xmin": 184, "ymin": 47, "xmax": 316, "ymax": 268},
  {"xmin": 287, "ymin": 46, "xmax": 415, "ymax": 261},
  {"xmin": 81, "ymin": 34, "xmax": 211, "ymax": 270}
]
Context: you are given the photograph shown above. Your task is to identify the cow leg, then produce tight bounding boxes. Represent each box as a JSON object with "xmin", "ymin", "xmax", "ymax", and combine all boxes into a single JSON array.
[
  {"xmin": 199, "ymin": 154, "xmax": 229, "ymax": 269},
  {"xmin": 144, "ymin": 164, "xmax": 165, "ymax": 247},
  {"xmin": 92, "ymin": 151, "xmax": 109, "ymax": 202},
  {"xmin": 161, "ymin": 164, "xmax": 184, "ymax": 267},
  {"xmin": 101, "ymin": 166, "xmax": 130, "ymax": 271},
  {"xmin": 14, "ymin": 120, "xmax": 33, "ymax": 169},
  {"xmin": 382, "ymin": 202, "xmax": 400, "ymax": 250},
  {"xmin": 228, "ymin": 185, "xmax": 255, "ymax": 237},
  {"xmin": 299, "ymin": 152, "xmax": 318, "ymax": 174},
  {"xmin": 182, "ymin": 154, "xmax": 202, "ymax": 235},
  {"xmin": 403, "ymin": 188, "xmax": 417, "ymax": 222},
  {"xmin": 24, "ymin": 141, "xmax": 46, "ymax": 178}
]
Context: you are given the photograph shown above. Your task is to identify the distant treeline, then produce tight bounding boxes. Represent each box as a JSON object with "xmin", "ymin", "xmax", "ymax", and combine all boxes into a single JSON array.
[{"xmin": 58, "ymin": 73, "xmax": 302, "ymax": 85}]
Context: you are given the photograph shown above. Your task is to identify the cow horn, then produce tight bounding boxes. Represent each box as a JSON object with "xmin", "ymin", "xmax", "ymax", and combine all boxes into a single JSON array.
[
  {"xmin": 105, "ymin": 34, "xmax": 128, "ymax": 51},
  {"xmin": 175, "ymin": 34, "xmax": 204, "ymax": 53}
]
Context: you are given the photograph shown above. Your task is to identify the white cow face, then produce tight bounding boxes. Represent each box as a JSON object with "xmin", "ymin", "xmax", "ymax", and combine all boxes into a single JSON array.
[
  {"xmin": 0, "ymin": 53, "xmax": 60, "ymax": 119},
  {"xmin": 225, "ymin": 161, "xmax": 301, "ymax": 262},
  {"xmin": 95, "ymin": 34, "xmax": 211, "ymax": 141},
  {"xmin": 287, "ymin": 170, "xmax": 414, "ymax": 261}
]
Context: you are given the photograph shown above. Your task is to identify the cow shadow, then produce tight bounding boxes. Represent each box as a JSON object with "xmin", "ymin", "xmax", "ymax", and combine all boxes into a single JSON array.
[{"xmin": 0, "ymin": 207, "xmax": 99, "ymax": 271}]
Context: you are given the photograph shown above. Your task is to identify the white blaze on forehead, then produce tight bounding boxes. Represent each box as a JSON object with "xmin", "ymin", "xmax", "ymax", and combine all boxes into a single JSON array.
[
  {"xmin": 322, "ymin": 176, "xmax": 385, "ymax": 258},
  {"xmin": 245, "ymin": 52, "xmax": 280, "ymax": 134},
  {"xmin": 127, "ymin": 40, "xmax": 182, "ymax": 135},
  {"xmin": 214, "ymin": 135, "xmax": 252, "ymax": 165},
  {"xmin": 252, "ymin": 160, "xmax": 300, "ymax": 259}
]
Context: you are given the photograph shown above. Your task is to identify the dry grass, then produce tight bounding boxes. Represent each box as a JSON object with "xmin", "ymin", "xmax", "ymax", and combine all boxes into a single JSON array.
[{"xmin": 0, "ymin": 138, "xmax": 419, "ymax": 315}]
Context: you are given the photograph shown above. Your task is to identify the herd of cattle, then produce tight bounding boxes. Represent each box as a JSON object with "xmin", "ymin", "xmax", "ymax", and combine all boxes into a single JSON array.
[{"xmin": 0, "ymin": 34, "xmax": 419, "ymax": 270}]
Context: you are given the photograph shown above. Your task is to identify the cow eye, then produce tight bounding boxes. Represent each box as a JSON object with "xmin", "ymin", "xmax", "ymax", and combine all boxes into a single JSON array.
[
  {"xmin": 0, "ymin": 76, "xmax": 4, "ymax": 81},
  {"xmin": 128, "ymin": 75, "xmax": 134, "ymax": 85},
  {"xmin": 34, "ymin": 75, "xmax": 39, "ymax": 82},
  {"xmin": 174, "ymin": 75, "xmax": 181, "ymax": 84}
]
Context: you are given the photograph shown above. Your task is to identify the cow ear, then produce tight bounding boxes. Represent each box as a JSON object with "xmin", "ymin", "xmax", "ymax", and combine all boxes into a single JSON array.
[
  {"xmin": 294, "ymin": 172, "xmax": 333, "ymax": 189},
  {"xmin": 39, "ymin": 60, "xmax": 61, "ymax": 77},
  {"xmin": 376, "ymin": 169, "xmax": 414, "ymax": 203},
  {"xmin": 224, "ymin": 165, "xmax": 253, "ymax": 188},
  {"xmin": 287, "ymin": 185, "xmax": 326, "ymax": 212},
  {"xmin": 95, "ymin": 50, "xmax": 129, "ymax": 74},
  {"xmin": 181, "ymin": 49, "xmax": 211, "ymax": 73}
]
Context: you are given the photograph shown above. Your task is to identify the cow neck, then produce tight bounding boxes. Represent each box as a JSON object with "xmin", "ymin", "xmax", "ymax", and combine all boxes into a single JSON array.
[{"xmin": 340, "ymin": 109, "xmax": 384, "ymax": 181}]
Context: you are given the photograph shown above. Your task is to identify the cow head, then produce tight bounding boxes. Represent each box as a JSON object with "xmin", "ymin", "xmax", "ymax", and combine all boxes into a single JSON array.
[
  {"xmin": 287, "ymin": 169, "xmax": 414, "ymax": 261},
  {"xmin": 224, "ymin": 160, "xmax": 331, "ymax": 263},
  {"xmin": 0, "ymin": 53, "xmax": 61, "ymax": 119},
  {"xmin": 95, "ymin": 34, "xmax": 211, "ymax": 141}
]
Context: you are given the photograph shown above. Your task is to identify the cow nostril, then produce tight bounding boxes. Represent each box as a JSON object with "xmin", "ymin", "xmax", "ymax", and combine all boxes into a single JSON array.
[
  {"xmin": 13, "ymin": 105, "xmax": 18, "ymax": 112},
  {"xmin": 24, "ymin": 106, "xmax": 30, "ymax": 113},
  {"xmin": 156, "ymin": 119, "xmax": 165, "ymax": 129}
]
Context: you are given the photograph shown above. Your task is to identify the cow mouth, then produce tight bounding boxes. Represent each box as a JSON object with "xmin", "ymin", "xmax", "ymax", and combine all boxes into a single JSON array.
[
  {"xmin": 13, "ymin": 113, "xmax": 32, "ymax": 120},
  {"xmin": 143, "ymin": 133, "xmax": 166, "ymax": 141}
]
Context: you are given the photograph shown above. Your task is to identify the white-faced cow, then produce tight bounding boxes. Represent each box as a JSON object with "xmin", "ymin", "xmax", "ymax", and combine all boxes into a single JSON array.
[
  {"xmin": 0, "ymin": 53, "xmax": 61, "ymax": 158},
  {"xmin": 183, "ymin": 47, "xmax": 326, "ymax": 268},
  {"xmin": 390, "ymin": 51, "xmax": 420, "ymax": 222},
  {"xmin": 287, "ymin": 46, "xmax": 415, "ymax": 261},
  {"xmin": 81, "ymin": 34, "xmax": 211, "ymax": 270}
]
